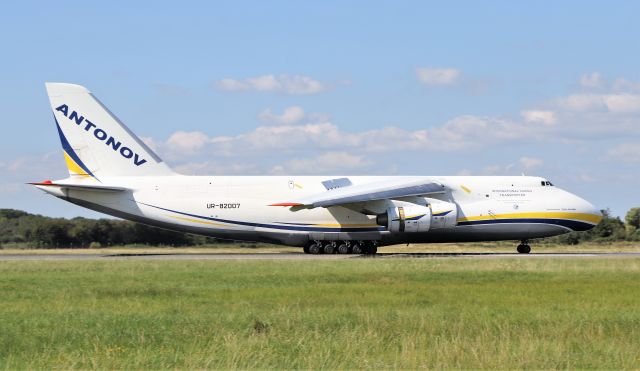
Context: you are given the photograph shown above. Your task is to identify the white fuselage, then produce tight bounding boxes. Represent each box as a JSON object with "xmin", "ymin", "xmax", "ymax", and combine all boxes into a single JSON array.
[{"xmin": 42, "ymin": 175, "xmax": 602, "ymax": 247}]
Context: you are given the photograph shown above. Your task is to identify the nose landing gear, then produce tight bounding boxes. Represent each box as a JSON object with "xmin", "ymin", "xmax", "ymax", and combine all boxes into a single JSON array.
[{"xmin": 517, "ymin": 240, "xmax": 531, "ymax": 254}]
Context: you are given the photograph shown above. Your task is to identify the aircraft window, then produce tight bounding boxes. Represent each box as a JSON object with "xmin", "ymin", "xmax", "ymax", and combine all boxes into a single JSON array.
[
  {"xmin": 541, "ymin": 181, "xmax": 545, "ymax": 186},
  {"xmin": 547, "ymin": 181, "xmax": 554, "ymax": 186}
]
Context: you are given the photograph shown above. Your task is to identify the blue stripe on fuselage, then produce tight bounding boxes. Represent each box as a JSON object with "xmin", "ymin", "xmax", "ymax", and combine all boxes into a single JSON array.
[{"xmin": 457, "ymin": 218, "xmax": 595, "ymax": 231}]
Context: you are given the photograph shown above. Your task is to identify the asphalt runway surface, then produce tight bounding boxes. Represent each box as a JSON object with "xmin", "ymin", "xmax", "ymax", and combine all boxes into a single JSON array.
[{"xmin": 1, "ymin": 252, "xmax": 639, "ymax": 261}]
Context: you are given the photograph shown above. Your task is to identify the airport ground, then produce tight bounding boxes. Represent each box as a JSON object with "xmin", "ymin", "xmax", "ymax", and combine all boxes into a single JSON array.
[
  {"xmin": 1, "ymin": 240, "xmax": 640, "ymax": 255},
  {"xmin": 1, "ymin": 243, "xmax": 639, "ymax": 369}
]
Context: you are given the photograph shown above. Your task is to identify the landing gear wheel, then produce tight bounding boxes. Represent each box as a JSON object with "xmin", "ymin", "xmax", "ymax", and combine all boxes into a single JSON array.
[
  {"xmin": 308, "ymin": 243, "xmax": 322, "ymax": 255},
  {"xmin": 517, "ymin": 244, "xmax": 531, "ymax": 254},
  {"xmin": 337, "ymin": 243, "xmax": 351, "ymax": 254},
  {"xmin": 323, "ymin": 242, "xmax": 336, "ymax": 254},
  {"xmin": 352, "ymin": 243, "xmax": 363, "ymax": 254},
  {"xmin": 363, "ymin": 242, "xmax": 378, "ymax": 255}
]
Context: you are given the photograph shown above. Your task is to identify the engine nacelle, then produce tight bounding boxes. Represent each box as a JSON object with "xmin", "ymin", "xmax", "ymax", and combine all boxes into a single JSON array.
[
  {"xmin": 429, "ymin": 201, "xmax": 458, "ymax": 229},
  {"xmin": 376, "ymin": 205, "xmax": 432, "ymax": 233},
  {"xmin": 375, "ymin": 202, "xmax": 458, "ymax": 233}
]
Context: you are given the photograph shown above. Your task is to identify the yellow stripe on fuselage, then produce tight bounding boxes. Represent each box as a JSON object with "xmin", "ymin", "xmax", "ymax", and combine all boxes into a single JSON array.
[
  {"xmin": 310, "ymin": 223, "xmax": 379, "ymax": 228},
  {"xmin": 458, "ymin": 212, "xmax": 602, "ymax": 224},
  {"xmin": 169, "ymin": 215, "xmax": 231, "ymax": 228},
  {"xmin": 171, "ymin": 217, "xmax": 376, "ymax": 229}
]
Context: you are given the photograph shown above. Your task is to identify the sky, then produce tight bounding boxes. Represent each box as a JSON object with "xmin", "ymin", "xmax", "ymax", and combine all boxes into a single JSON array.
[{"xmin": 0, "ymin": 1, "xmax": 639, "ymax": 218}]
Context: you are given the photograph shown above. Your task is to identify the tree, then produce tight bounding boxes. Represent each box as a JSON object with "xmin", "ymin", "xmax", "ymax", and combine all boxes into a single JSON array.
[
  {"xmin": 626, "ymin": 208, "xmax": 640, "ymax": 229},
  {"xmin": 590, "ymin": 209, "xmax": 626, "ymax": 240},
  {"xmin": 0, "ymin": 208, "xmax": 221, "ymax": 248},
  {"xmin": 625, "ymin": 208, "xmax": 640, "ymax": 240}
]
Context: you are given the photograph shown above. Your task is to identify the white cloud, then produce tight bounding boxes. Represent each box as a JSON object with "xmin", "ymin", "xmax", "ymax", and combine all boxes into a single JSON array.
[
  {"xmin": 0, "ymin": 152, "xmax": 61, "ymax": 177},
  {"xmin": 577, "ymin": 74, "xmax": 640, "ymax": 93},
  {"xmin": 150, "ymin": 108, "xmax": 567, "ymax": 166},
  {"xmin": 149, "ymin": 111, "xmax": 555, "ymax": 173},
  {"xmin": 258, "ymin": 106, "xmax": 306, "ymax": 125},
  {"xmin": 558, "ymin": 94, "xmax": 606, "ymax": 111},
  {"xmin": 603, "ymin": 94, "xmax": 640, "ymax": 113},
  {"xmin": 606, "ymin": 143, "xmax": 640, "ymax": 163},
  {"xmin": 612, "ymin": 78, "xmax": 640, "ymax": 92},
  {"xmin": 284, "ymin": 152, "xmax": 372, "ymax": 174},
  {"xmin": 166, "ymin": 131, "xmax": 209, "ymax": 154},
  {"xmin": 519, "ymin": 156, "xmax": 543, "ymax": 169},
  {"xmin": 215, "ymin": 78, "xmax": 247, "ymax": 91},
  {"xmin": 141, "ymin": 73, "xmax": 640, "ymax": 177},
  {"xmin": 470, "ymin": 157, "xmax": 543, "ymax": 176},
  {"xmin": 580, "ymin": 72, "xmax": 602, "ymax": 88},
  {"xmin": 521, "ymin": 110, "xmax": 557, "ymax": 125},
  {"xmin": 416, "ymin": 67, "xmax": 460, "ymax": 86},
  {"xmin": 429, "ymin": 115, "xmax": 545, "ymax": 149},
  {"xmin": 215, "ymin": 74, "xmax": 326, "ymax": 95},
  {"xmin": 558, "ymin": 93, "xmax": 640, "ymax": 113}
]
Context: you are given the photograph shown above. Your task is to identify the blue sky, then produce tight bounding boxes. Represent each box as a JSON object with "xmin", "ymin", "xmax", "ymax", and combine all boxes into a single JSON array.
[{"xmin": 1, "ymin": 1, "xmax": 639, "ymax": 218}]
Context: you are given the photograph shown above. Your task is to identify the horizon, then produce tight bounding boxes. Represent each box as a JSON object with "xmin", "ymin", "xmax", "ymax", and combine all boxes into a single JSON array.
[{"xmin": 1, "ymin": 1, "xmax": 639, "ymax": 218}]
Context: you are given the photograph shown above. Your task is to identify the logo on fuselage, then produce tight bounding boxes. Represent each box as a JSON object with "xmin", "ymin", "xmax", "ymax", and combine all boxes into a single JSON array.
[{"xmin": 55, "ymin": 104, "xmax": 147, "ymax": 166}]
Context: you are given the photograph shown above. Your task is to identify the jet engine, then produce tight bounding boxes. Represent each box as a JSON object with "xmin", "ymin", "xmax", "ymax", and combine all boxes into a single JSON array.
[
  {"xmin": 376, "ymin": 202, "xmax": 458, "ymax": 233},
  {"xmin": 375, "ymin": 205, "xmax": 432, "ymax": 233}
]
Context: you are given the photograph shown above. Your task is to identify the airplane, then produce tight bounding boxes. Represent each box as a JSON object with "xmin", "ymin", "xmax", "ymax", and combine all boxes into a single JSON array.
[{"xmin": 31, "ymin": 83, "xmax": 603, "ymax": 255}]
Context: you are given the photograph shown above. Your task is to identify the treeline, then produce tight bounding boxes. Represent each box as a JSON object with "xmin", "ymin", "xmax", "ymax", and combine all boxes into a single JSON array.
[
  {"xmin": 544, "ymin": 208, "xmax": 640, "ymax": 244},
  {"xmin": 1, "ymin": 208, "xmax": 639, "ymax": 249},
  {"xmin": 0, "ymin": 209, "xmax": 218, "ymax": 248}
]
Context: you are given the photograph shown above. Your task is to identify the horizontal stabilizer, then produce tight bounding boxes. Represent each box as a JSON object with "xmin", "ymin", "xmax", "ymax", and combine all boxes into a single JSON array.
[{"xmin": 29, "ymin": 180, "xmax": 127, "ymax": 193}]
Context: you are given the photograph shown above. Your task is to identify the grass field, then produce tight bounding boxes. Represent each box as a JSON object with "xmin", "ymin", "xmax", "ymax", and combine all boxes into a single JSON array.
[{"xmin": 1, "ymin": 258, "xmax": 640, "ymax": 369}]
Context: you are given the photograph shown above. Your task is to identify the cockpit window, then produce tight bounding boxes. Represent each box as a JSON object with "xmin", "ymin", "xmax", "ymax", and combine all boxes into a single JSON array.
[
  {"xmin": 541, "ymin": 180, "xmax": 554, "ymax": 187},
  {"xmin": 541, "ymin": 181, "xmax": 546, "ymax": 186}
]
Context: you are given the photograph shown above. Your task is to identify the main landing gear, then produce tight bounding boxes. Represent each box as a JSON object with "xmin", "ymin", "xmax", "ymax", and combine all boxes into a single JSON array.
[
  {"xmin": 517, "ymin": 240, "xmax": 531, "ymax": 254},
  {"xmin": 304, "ymin": 240, "xmax": 378, "ymax": 255}
]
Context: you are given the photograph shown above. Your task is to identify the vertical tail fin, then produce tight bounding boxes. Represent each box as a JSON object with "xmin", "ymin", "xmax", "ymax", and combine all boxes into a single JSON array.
[{"xmin": 45, "ymin": 83, "xmax": 174, "ymax": 180}]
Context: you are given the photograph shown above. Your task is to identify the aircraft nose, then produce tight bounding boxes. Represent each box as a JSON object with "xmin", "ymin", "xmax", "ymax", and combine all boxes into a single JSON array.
[
  {"xmin": 584, "ymin": 202, "xmax": 602, "ymax": 224},
  {"xmin": 570, "ymin": 193, "xmax": 602, "ymax": 229}
]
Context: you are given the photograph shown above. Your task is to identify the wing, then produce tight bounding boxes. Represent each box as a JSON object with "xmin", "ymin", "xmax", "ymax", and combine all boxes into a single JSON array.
[{"xmin": 270, "ymin": 178, "xmax": 446, "ymax": 209}]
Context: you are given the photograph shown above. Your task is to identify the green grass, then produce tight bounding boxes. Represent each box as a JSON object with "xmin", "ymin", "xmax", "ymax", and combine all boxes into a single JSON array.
[{"xmin": 1, "ymin": 258, "xmax": 640, "ymax": 369}]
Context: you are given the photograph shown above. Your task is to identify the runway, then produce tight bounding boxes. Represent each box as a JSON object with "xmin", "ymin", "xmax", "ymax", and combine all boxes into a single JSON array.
[{"xmin": 1, "ymin": 252, "xmax": 639, "ymax": 261}]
